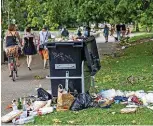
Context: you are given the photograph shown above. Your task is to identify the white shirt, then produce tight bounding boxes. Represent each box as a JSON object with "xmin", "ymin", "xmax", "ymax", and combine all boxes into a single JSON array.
[{"xmin": 39, "ymin": 31, "xmax": 51, "ymax": 45}]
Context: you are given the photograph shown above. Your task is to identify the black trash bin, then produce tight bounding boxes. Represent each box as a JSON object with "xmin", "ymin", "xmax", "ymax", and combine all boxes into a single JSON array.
[
  {"xmin": 46, "ymin": 41, "xmax": 90, "ymax": 96},
  {"xmin": 46, "ymin": 36, "xmax": 101, "ymax": 97},
  {"xmin": 83, "ymin": 36, "xmax": 101, "ymax": 76}
]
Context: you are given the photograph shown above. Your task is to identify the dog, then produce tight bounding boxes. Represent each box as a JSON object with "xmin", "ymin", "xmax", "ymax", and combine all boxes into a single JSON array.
[{"xmin": 112, "ymin": 35, "xmax": 118, "ymax": 42}]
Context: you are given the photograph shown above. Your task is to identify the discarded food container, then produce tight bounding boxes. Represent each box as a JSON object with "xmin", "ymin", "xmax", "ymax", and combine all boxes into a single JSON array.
[
  {"xmin": 33, "ymin": 101, "xmax": 47, "ymax": 111},
  {"xmin": 1, "ymin": 110, "xmax": 23, "ymax": 123},
  {"xmin": 38, "ymin": 107, "xmax": 54, "ymax": 115},
  {"xmin": 120, "ymin": 108, "xmax": 137, "ymax": 114}
]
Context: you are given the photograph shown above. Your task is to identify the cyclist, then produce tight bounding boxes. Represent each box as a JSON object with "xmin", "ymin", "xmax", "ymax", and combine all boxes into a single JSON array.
[{"xmin": 4, "ymin": 24, "xmax": 22, "ymax": 77}]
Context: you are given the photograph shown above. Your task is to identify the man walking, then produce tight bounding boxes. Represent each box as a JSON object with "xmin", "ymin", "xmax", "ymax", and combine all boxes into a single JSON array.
[
  {"xmin": 38, "ymin": 26, "xmax": 51, "ymax": 69},
  {"xmin": 116, "ymin": 24, "xmax": 121, "ymax": 41}
]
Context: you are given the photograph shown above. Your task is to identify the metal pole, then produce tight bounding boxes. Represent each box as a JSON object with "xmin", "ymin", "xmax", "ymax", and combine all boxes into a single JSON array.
[
  {"xmin": 65, "ymin": 71, "xmax": 69, "ymax": 91},
  {"xmin": 81, "ymin": 61, "xmax": 85, "ymax": 93},
  {"xmin": 46, "ymin": 76, "xmax": 82, "ymax": 79}
]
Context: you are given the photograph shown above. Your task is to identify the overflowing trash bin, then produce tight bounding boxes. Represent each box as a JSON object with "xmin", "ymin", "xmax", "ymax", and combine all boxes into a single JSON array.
[{"xmin": 46, "ymin": 36, "xmax": 101, "ymax": 97}]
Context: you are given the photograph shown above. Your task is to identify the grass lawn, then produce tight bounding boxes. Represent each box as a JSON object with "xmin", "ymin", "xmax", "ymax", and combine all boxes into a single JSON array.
[
  {"xmin": 129, "ymin": 33, "xmax": 153, "ymax": 43},
  {"xmin": 29, "ymin": 40, "xmax": 153, "ymax": 125}
]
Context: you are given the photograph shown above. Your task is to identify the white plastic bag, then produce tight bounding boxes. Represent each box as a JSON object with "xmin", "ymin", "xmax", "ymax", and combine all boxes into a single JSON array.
[
  {"xmin": 101, "ymin": 89, "xmax": 116, "ymax": 99},
  {"xmin": 146, "ymin": 93, "xmax": 153, "ymax": 104},
  {"xmin": 116, "ymin": 90, "xmax": 124, "ymax": 96},
  {"xmin": 33, "ymin": 101, "xmax": 47, "ymax": 111}
]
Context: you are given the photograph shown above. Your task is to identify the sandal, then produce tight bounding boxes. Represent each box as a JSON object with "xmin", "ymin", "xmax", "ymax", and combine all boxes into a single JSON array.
[
  {"xmin": 28, "ymin": 67, "xmax": 32, "ymax": 71},
  {"xmin": 9, "ymin": 74, "xmax": 12, "ymax": 77}
]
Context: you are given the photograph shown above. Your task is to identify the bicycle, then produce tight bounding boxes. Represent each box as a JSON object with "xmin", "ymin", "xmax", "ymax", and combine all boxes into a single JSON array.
[{"xmin": 8, "ymin": 53, "xmax": 18, "ymax": 81}]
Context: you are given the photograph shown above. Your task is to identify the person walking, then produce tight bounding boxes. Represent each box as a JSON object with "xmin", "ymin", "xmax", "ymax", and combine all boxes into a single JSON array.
[
  {"xmin": 103, "ymin": 25, "xmax": 109, "ymax": 43},
  {"xmin": 126, "ymin": 27, "xmax": 131, "ymax": 37},
  {"xmin": 4, "ymin": 24, "xmax": 22, "ymax": 77},
  {"xmin": 38, "ymin": 26, "xmax": 51, "ymax": 69},
  {"xmin": 116, "ymin": 24, "xmax": 121, "ymax": 41},
  {"xmin": 110, "ymin": 25, "xmax": 115, "ymax": 36},
  {"xmin": 77, "ymin": 26, "xmax": 82, "ymax": 37},
  {"xmin": 121, "ymin": 24, "xmax": 126, "ymax": 38},
  {"xmin": 23, "ymin": 27, "xmax": 37, "ymax": 71},
  {"xmin": 61, "ymin": 27, "xmax": 69, "ymax": 39}
]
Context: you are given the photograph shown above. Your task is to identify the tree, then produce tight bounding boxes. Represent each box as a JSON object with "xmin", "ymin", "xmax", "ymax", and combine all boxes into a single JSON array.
[
  {"xmin": 1, "ymin": 0, "xmax": 153, "ymax": 31},
  {"xmin": 140, "ymin": 1, "xmax": 153, "ymax": 32}
]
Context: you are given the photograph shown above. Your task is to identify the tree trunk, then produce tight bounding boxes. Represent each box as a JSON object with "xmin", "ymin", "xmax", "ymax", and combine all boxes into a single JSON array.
[
  {"xmin": 135, "ymin": 22, "xmax": 139, "ymax": 32},
  {"xmin": 95, "ymin": 21, "xmax": 98, "ymax": 29}
]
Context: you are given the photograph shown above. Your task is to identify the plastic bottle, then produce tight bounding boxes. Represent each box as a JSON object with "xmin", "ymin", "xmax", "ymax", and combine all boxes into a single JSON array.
[
  {"xmin": 29, "ymin": 111, "xmax": 38, "ymax": 116},
  {"xmin": 20, "ymin": 98, "xmax": 28, "ymax": 119},
  {"xmin": 13, "ymin": 116, "xmax": 34, "ymax": 125},
  {"xmin": 12, "ymin": 99, "xmax": 18, "ymax": 111},
  {"xmin": 22, "ymin": 98, "xmax": 27, "ymax": 111},
  {"xmin": 20, "ymin": 111, "xmax": 27, "ymax": 119},
  {"xmin": 17, "ymin": 98, "xmax": 22, "ymax": 110}
]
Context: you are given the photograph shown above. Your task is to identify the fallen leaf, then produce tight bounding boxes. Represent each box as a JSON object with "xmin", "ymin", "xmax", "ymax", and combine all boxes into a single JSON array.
[
  {"xmin": 132, "ymin": 120, "xmax": 136, "ymax": 124},
  {"xmin": 73, "ymin": 111, "xmax": 79, "ymax": 114},
  {"xmin": 52, "ymin": 119, "xmax": 62, "ymax": 123},
  {"xmin": 111, "ymin": 112, "xmax": 116, "ymax": 115},
  {"xmin": 67, "ymin": 120, "xmax": 75, "ymax": 124}
]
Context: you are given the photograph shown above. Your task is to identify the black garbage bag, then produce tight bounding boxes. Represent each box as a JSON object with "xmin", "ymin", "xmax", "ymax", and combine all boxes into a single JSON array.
[
  {"xmin": 70, "ymin": 93, "xmax": 94, "ymax": 111},
  {"xmin": 37, "ymin": 88, "xmax": 52, "ymax": 101}
]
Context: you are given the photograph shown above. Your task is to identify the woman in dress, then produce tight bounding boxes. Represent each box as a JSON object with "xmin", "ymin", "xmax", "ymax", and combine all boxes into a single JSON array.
[
  {"xmin": 23, "ymin": 27, "xmax": 37, "ymax": 70},
  {"xmin": 5, "ymin": 24, "xmax": 22, "ymax": 77}
]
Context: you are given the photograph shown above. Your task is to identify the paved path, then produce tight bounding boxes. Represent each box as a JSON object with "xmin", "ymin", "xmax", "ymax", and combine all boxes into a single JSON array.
[
  {"xmin": 95, "ymin": 32, "xmax": 151, "ymax": 56},
  {"xmin": 96, "ymin": 32, "xmax": 148, "ymax": 43},
  {"xmin": 1, "ymin": 54, "xmax": 51, "ymax": 118}
]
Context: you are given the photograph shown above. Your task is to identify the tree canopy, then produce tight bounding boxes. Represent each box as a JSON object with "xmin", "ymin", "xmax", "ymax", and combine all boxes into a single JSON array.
[{"xmin": 1, "ymin": 0, "xmax": 153, "ymax": 31}]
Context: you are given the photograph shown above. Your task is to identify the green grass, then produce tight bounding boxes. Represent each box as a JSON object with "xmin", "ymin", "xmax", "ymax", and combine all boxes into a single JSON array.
[
  {"xmin": 129, "ymin": 33, "xmax": 153, "ymax": 43},
  {"xmin": 95, "ymin": 42, "xmax": 153, "ymax": 91},
  {"xmin": 28, "ymin": 41, "xmax": 153, "ymax": 125},
  {"xmin": 29, "ymin": 106, "xmax": 153, "ymax": 125}
]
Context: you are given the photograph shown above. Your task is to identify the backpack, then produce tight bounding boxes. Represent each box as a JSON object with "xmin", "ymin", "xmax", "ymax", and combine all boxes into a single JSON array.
[
  {"xmin": 84, "ymin": 30, "xmax": 88, "ymax": 37},
  {"xmin": 77, "ymin": 30, "xmax": 82, "ymax": 36},
  {"xmin": 61, "ymin": 29, "xmax": 69, "ymax": 37}
]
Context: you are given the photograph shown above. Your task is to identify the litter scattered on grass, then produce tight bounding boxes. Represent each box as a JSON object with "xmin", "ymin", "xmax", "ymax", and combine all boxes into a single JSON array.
[{"xmin": 1, "ymin": 87, "xmax": 153, "ymax": 125}]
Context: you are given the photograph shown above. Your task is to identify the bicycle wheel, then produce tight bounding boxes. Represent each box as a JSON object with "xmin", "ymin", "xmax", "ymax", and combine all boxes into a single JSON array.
[{"xmin": 12, "ymin": 70, "xmax": 16, "ymax": 81}]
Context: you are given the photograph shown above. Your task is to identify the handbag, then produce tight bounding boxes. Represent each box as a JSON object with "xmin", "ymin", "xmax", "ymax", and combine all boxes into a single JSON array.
[
  {"xmin": 39, "ymin": 44, "xmax": 44, "ymax": 51},
  {"xmin": 56, "ymin": 84, "xmax": 74, "ymax": 111}
]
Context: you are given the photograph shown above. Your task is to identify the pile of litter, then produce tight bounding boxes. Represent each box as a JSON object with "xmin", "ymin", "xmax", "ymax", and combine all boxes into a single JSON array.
[
  {"xmin": 1, "ymin": 88, "xmax": 153, "ymax": 125},
  {"xmin": 1, "ymin": 88, "xmax": 53, "ymax": 125},
  {"xmin": 94, "ymin": 89, "xmax": 153, "ymax": 113}
]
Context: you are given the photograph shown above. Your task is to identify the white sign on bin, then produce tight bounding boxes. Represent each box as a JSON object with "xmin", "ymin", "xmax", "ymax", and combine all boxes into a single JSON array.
[{"xmin": 55, "ymin": 64, "xmax": 76, "ymax": 69}]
